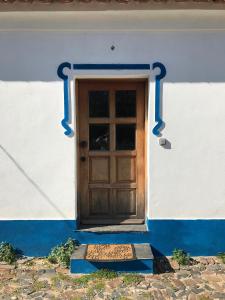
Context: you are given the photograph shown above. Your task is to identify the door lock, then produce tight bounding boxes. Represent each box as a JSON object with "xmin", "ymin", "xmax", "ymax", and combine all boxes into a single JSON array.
[{"xmin": 80, "ymin": 156, "xmax": 86, "ymax": 162}]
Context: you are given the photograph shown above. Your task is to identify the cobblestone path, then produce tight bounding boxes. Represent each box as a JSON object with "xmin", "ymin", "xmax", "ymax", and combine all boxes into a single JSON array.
[{"xmin": 0, "ymin": 257, "xmax": 225, "ymax": 299}]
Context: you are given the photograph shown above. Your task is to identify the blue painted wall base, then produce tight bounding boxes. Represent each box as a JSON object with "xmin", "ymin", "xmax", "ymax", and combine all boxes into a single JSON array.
[
  {"xmin": 0, "ymin": 220, "xmax": 77, "ymax": 257},
  {"xmin": 1, "ymin": 219, "xmax": 225, "ymax": 257},
  {"xmin": 70, "ymin": 259, "xmax": 153, "ymax": 274},
  {"xmin": 147, "ymin": 219, "xmax": 225, "ymax": 256}
]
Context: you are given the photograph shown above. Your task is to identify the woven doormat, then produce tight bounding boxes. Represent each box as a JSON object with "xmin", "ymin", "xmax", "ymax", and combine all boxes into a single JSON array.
[{"xmin": 85, "ymin": 244, "xmax": 135, "ymax": 262}]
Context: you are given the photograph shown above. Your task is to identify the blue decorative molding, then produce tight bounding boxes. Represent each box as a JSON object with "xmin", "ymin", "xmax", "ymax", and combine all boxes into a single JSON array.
[
  {"xmin": 152, "ymin": 62, "xmax": 167, "ymax": 136},
  {"xmin": 57, "ymin": 62, "xmax": 73, "ymax": 136},
  {"xmin": 57, "ymin": 62, "xmax": 167, "ymax": 137},
  {"xmin": 73, "ymin": 64, "xmax": 150, "ymax": 70}
]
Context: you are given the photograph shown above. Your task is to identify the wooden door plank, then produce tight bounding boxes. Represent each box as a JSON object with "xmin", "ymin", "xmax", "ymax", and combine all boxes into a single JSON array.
[
  {"xmin": 78, "ymin": 81, "xmax": 90, "ymax": 220},
  {"xmin": 136, "ymin": 82, "xmax": 145, "ymax": 219}
]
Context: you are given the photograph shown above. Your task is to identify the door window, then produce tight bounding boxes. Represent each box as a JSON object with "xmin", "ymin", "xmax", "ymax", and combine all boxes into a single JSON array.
[
  {"xmin": 89, "ymin": 124, "xmax": 110, "ymax": 151},
  {"xmin": 89, "ymin": 91, "xmax": 109, "ymax": 118}
]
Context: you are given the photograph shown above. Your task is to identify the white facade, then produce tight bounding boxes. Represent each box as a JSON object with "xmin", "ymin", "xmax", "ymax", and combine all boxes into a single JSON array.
[{"xmin": 0, "ymin": 10, "xmax": 225, "ymax": 222}]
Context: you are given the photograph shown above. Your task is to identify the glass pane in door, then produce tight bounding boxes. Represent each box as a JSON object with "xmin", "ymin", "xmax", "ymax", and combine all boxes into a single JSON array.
[
  {"xmin": 115, "ymin": 90, "xmax": 136, "ymax": 117},
  {"xmin": 89, "ymin": 124, "xmax": 110, "ymax": 151},
  {"xmin": 89, "ymin": 91, "xmax": 109, "ymax": 118},
  {"xmin": 116, "ymin": 124, "xmax": 136, "ymax": 150}
]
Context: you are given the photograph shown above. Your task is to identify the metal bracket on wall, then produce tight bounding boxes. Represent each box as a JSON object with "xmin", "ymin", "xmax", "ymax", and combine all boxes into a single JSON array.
[{"xmin": 57, "ymin": 62, "xmax": 166, "ymax": 137}]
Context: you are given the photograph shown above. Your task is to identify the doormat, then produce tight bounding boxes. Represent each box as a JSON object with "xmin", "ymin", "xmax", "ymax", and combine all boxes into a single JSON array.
[{"xmin": 85, "ymin": 244, "xmax": 135, "ymax": 262}]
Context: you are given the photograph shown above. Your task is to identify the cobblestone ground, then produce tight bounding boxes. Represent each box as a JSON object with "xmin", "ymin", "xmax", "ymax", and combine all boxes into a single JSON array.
[{"xmin": 0, "ymin": 256, "xmax": 225, "ymax": 299}]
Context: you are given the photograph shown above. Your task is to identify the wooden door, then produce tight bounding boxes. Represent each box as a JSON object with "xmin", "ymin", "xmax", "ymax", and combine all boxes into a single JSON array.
[{"xmin": 78, "ymin": 80, "xmax": 145, "ymax": 224}]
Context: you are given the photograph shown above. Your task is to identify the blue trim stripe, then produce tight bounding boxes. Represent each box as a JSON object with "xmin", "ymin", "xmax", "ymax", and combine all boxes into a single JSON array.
[
  {"xmin": 57, "ymin": 62, "xmax": 71, "ymax": 80},
  {"xmin": 57, "ymin": 62, "xmax": 151, "ymax": 137},
  {"xmin": 57, "ymin": 62, "xmax": 73, "ymax": 136},
  {"xmin": 57, "ymin": 61, "xmax": 167, "ymax": 137},
  {"xmin": 61, "ymin": 78, "xmax": 73, "ymax": 136},
  {"xmin": 152, "ymin": 62, "xmax": 167, "ymax": 136},
  {"xmin": 73, "ymin": 64, "xmax": 150, "ymax": 70},
  {"xmin": 1, "ymin": 220, "xmax": 225, "ymax": 257}
]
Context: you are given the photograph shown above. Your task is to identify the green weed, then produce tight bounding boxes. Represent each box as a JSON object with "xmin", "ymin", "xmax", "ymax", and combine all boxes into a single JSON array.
[
  {"xmin": 0, "ymin": 242, "xmax": 17, "ymax": 264},
  {"xmin": 217, "ymin": 252, "xmax": 225, "ymax": 263},
  {"xmin": 32, "ymin": 279, "xmax": 48, "ymax": 292},
  {"xmin": 73, "ymin": 269, "xmax": 117, "ymax": 286},
  {"xmin": 122, "ymin": 274, "xmax": 144, "ymax": 285},
  {"xmin": 48, "ymin": 238, "xmax": 78, "ymax": 268},
  {"xmin": 86, "ymin": 281, "xmax": 105, "ymax": 298},
  {"xmin": 172, "ymin": 249, "xmax": 191, "ymax": 266}
]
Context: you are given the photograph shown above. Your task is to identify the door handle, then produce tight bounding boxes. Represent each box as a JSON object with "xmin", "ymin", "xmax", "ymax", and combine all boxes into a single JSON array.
[
  {"xmin": 79, "ymin": 141, "xmax": 87, "ymax": 148},
  {"xmin": 80, "ymin": 156, "xmax": 86, "ymax": 162}
]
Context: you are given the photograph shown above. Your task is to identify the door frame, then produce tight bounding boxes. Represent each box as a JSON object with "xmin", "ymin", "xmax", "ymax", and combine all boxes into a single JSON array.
[{"xmin": 75, "ymin": 78, "xmax": 149, "ymax": 227}]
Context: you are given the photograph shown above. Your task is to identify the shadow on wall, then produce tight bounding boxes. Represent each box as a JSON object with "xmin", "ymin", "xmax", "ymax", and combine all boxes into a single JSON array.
[
  {"xmin": 1, "ymin": 32, "xmax": 223, "ymax": 146},
  {"xmin": 1, "ymin": 33, "xmax": 224, "ymax": 142},
  {"xmin": 0, "ymin": 144, "xmax": 70, "ymax": 224},
  {"xmin": 0, "ymin": 32, "xmax": 225, "ymax": 82}
]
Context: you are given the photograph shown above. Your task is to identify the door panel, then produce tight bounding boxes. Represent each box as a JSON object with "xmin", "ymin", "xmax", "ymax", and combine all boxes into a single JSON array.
[
  {"xmin": 78, "ymin": 80, "xmax": 145, "ymax": 224},
  {"xmin": 115, "ymin": 189, "xmax": 137, "ymax": 215},
  {"xmin": 116, "ymin": 157, "xmax": 136, "ymax": 182},
  {"xmin": 89, "ymin": 189, "xmax": 110, "ymax": 215},
  {"xmin": 89, "ymin": 157, "xmax": 110, "ymax": 183}
]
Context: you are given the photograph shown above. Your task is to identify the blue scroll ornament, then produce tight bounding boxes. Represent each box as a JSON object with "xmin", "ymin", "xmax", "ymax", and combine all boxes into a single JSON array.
[
  {"xmin": 152, "ymin": 62, "xmax": 167, "ymax": 136},
  {"xmin": 57, "ymin": 62, "xmax": 166, "ymax": 137},
  {"xmin": 57, "ymin": 63, "xmax": 151, "ymax": 136},
  {"xmin": 57, "ymin": 62, "xmax": 73, "ymax": 136}
]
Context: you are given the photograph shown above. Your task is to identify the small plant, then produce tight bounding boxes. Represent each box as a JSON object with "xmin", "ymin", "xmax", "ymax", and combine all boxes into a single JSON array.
[
  {"xmin": 50, "ymin": 272, "xmax": 72, "ymax": 288},
  {"xmin": 122, "ymin": 273, "xmax": 144, "ymax": 285},
  {"xmin": 86, "ymin": 286, "xmax": 96, "ymax": 298},
  {"xmin": 172, "ymin": 249, "xmax": 191, "ymax": 266},
  {"xmin": 73, "ymin": 269, "xmax": 117, "ymax": 287},
  {"xmin": 92, "ymin": 269, "xmax": 117, "ymax": 280},
  {"xmin": 51, "ymin": 275, "xmax": 60, "ymax": 288},
  {"xmin": 0, "ymin": 242, "xmax": 17, "ymax": 264},
  {"xmin": 217, "ymin": 252, "xmax": 225, "ymax": 263},
  {"xmin": 87, "ymin": 281, "xmax": 105, "ymax": 298},
  {"xmin": 73, "ymin": 274, "xmax": 92, "ymax": 286},
  {"xmin": 32, "ymin": 279, "xmax": 48, "ymax": 292},
  {"xmin": 48, "ymin": 238, "xmax": 78, "ymax": 268},
  {"xmin": 25, "ymin": 260, "xmax": 34, "ymax": 267}
]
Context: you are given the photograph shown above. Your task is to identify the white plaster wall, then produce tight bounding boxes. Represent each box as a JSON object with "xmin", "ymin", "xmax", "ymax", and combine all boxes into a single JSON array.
[
  {"xmin": 0, "ymin": 82, "xmax": 75, "ymax": 219},
  {"xmin": 0, "ymin": 11, "xmax": 225, "ymax": 220},
  {"xmin": 149, "ymin": 83, "xmax": 225, "ymax": 219}
]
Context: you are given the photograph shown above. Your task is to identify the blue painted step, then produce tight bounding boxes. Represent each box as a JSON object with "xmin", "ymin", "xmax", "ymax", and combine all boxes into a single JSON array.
[
  {"xmin": 74, "ymin": 231, "xmax": 151, "ymax": 245},
  {"xmin": 70, "ymin": 244, "xmax": 154, "ymax": 274}
]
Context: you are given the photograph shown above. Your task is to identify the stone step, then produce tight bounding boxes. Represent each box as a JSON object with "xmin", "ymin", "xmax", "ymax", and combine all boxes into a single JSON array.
[
  {"xmin": 77, "ymin": 224, "xmax": 147, "ymax": 232},
  {"xmin": 70, "ymin": 243, "xmax": 154, "ymax": 274}
]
